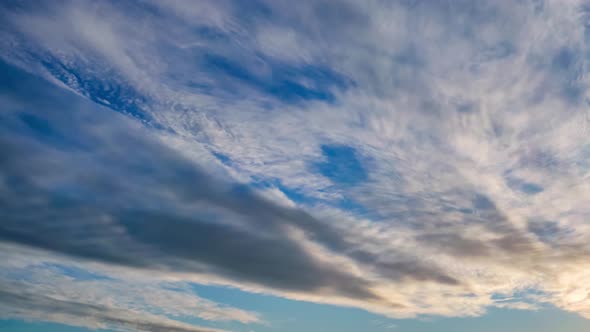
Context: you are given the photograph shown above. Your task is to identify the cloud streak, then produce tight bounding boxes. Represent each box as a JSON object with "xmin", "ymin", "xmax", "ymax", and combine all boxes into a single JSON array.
[{"xmin": 0, "ymin": 60, "xmax": 453, "ymax": 314}]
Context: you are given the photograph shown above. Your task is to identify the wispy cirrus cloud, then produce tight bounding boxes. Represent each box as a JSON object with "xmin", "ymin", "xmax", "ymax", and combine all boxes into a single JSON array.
[{"xmin": 1, "ymin": 0, "xmax": 590, "ymax": 329}]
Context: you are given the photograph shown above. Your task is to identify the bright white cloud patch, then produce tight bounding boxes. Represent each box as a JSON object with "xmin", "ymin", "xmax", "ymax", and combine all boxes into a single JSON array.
[{"xmin": 1, "ymin": 0, "xmax": 590, "ymax": 330}]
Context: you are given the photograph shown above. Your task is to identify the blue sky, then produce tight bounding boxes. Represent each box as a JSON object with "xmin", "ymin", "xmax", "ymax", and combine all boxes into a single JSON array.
[{"xmin": 1, "ymin": 0, "xmax": 590, "ymax": 331}]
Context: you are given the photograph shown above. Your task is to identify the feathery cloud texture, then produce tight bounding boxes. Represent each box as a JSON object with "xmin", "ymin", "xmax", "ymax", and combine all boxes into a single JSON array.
[{"xmin": 1, "ymin": 0, "xmax": 590, "ymax": 331}]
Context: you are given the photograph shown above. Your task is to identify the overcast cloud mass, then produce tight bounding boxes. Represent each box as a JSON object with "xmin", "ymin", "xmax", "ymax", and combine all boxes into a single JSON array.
[{"xmin": 1, "ymin": 1, "xmax": 590, "ymax": 331}]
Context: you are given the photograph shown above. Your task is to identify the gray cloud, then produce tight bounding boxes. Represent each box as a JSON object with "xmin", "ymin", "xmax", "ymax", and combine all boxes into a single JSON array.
[
  {"xmin": 0, "ymin": 61, "xmax": 467, "ymax": 311},
  {"xmin": 0, "ymin": 288, "xmax": 222, "ymax": 332},
  {"xmin": 0, "ymin": 64, "xmax": 361, "ymax": 299}
]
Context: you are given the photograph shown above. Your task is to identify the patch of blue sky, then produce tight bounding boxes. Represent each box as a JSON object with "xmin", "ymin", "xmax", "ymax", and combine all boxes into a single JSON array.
[
  {"xmin": 311, "ymin": 144, "xmax": 368, "ymax": 186},
  {"xmin": 211, "ymin": 151, "xmax": 233, "ymax": 167},
  {"xmin": 414, "ymin": 306, "xmax": 590, "ymax": 332},
  {"xmin": 190, "ymin": 283, "xmax": 590, "ymax": 332},
  {"xmin": 233, "ymin": 144, "xmax": 375, "ymax": 217},
  {"xmin": 249, "ymin": 176, "xmax": 374, "ymax": 219},
  {"xmin": 245, "ymin": 176, "xmax": 311, "ymax": 206},
  {"xmin": 202, "ymin": 53, "xmax": 350, "ymax": 103},
  {"xmin": 505, "ymin": 176, "xmax": 544, "ymax": 195},
  {"xmin": 40, "ymin": 59, "xmax": 154, "ymax": 124},
  {"xmin": 40, "ymin": 263, "xmax": 114, "ymax": 281},
  {"xmin": 189, "ymin": 283, "xmax": 397, "ymax": 332},
  {"xmin": 213, "ymin": 144, "xmax": 367, "ymax": 208}
]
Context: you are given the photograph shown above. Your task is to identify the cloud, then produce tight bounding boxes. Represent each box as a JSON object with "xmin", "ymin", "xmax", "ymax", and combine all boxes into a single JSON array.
[
  {"xmin": 0, "ymin": 281, "xmax": 226, "ymax": 332},
  {"xmin": 1, "ymin": 0, "xmax": 590, "ymax": 325},
  {"xmin": 0, "ymin": 59, "xmax": 458, "ymax": 312},
  {"xmin": 0, "ymin": 62, "xmax": 365, "ymax": 293},
  {"xmin": 0, "ymin": 245, "xmax": 258, "ymax": 332}
]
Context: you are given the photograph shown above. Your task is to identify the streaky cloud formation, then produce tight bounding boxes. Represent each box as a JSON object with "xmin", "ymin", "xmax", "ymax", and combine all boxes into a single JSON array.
[
  {"xmin": 0, "ymin": 59, "xmax": 450, "ymax": 311},
  {"xmin": 1, "ymin": 0, "xmax": 590, "ymax": 331},
  {"xmin": 1, "ymin": 289, "xmax": 223, "ymax": 332}
]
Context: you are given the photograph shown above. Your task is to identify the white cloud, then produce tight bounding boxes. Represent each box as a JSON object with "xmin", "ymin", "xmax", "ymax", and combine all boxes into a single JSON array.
[{"xmin": 1, "ymin": 0, "xmax": 590, "ymax": 323}]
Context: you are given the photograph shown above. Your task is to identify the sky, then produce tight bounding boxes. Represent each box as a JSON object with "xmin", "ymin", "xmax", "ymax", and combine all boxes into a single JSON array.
[{"xmin": 1, "ymin": 0, "xmax": 590, "ymax": 331}]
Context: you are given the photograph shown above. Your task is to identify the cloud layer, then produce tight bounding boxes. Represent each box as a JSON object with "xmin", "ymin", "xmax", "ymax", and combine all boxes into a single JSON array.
[{"xmin": 1, "ymin": 0, "xmax": 590, "ymax": 330}]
